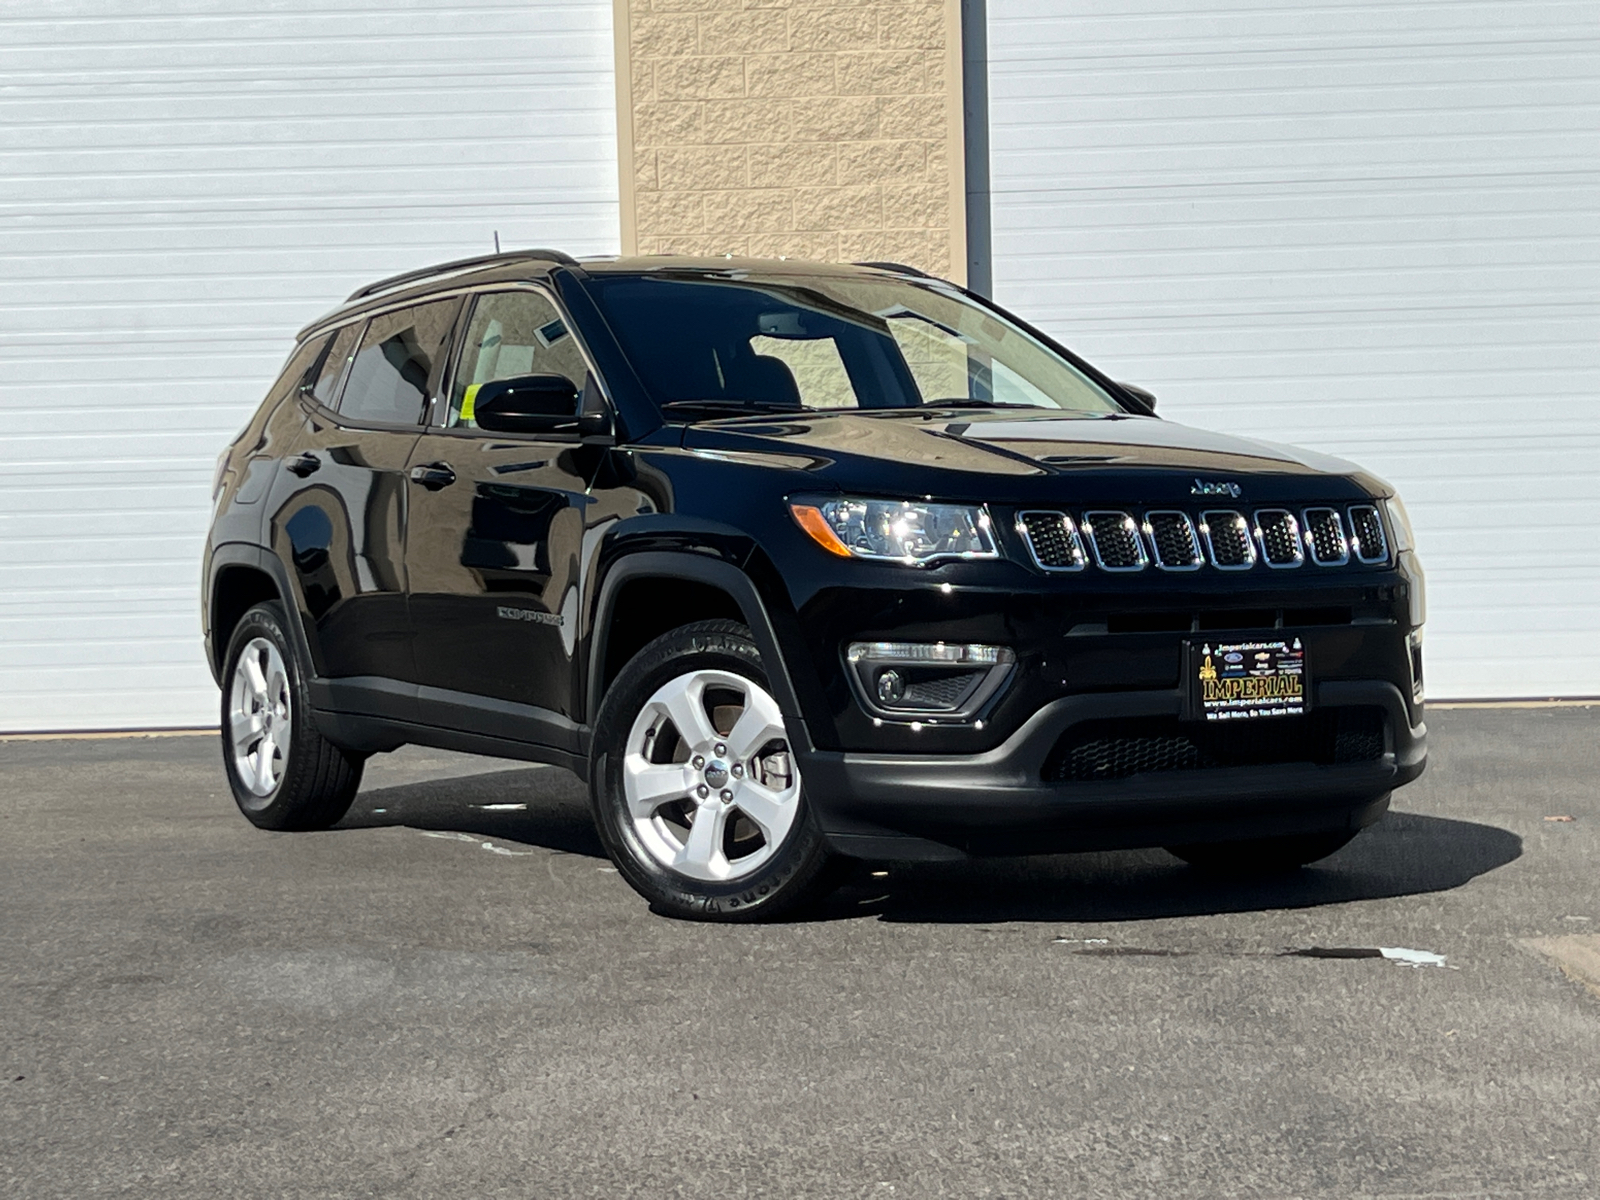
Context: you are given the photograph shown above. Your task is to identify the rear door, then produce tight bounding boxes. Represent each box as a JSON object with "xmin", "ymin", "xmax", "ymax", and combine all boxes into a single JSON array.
[
  {"xmin": 266, "ymin": 297, "xmax": 459, "ymax": 701},
  {"xmin": 403, "ymin": 287, "xmax": 602, "ymax": 743}
]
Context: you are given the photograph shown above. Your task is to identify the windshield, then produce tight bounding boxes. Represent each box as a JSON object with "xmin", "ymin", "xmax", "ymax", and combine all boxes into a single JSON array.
[{"xmin": 584, "ymin": 271, "xmax": 1123, "ymax": 418}]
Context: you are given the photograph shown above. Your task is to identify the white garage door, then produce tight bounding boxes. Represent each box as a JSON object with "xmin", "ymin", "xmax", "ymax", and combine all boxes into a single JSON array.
[
  {"xmin": 0, "ymin": 0, "xmax": 619, "ymax": 732},
  {"xmin": 987, "ymin": 0, "xmax": 1599, "ymax": 699}
]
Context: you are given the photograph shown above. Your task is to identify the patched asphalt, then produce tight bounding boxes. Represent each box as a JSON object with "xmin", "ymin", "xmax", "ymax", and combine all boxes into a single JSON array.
[{"xmin": 3, "ymin": 707, "xmax": 1598, "ymax": 1198}]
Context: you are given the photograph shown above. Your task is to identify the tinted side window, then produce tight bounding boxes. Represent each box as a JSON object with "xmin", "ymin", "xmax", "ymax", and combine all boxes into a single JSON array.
[
  {"xmin": 338, "ymin": 299, "xmax": 459, "ymax": 426},
  {"xmin": 449, "ymin": 291, "xmax": 588, "ymax": 427},
  {"xmin": 306, "ymin": 323, "xmax": 361, "ymax": 408},
  {"xmin": 263, "ymin": 335, "xmax": 330, "ymax": 408}
]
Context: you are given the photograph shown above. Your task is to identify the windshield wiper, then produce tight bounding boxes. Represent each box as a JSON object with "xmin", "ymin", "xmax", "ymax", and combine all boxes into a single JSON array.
[
  {"xmin": 917, "ymin": 398, "xmax": 1039, "ymax": 410},
  {"xmin": 660, "ymin": 398, "xmax": 806, "ymax": 418}
]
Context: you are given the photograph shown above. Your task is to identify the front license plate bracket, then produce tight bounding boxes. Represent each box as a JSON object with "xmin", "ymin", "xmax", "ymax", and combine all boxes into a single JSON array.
[{"xmin": 1184, "ymin": 637, "xmax": 1309, "ymax": 722}]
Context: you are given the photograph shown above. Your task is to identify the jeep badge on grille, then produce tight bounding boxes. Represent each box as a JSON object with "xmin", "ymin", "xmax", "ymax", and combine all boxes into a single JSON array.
[{"xmin": 1191, "ymin": 479, "xmax": 1243, "ymax": 498}]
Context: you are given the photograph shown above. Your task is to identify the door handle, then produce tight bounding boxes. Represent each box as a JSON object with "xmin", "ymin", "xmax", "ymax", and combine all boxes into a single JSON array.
[
  {"xmin": 286, "ymin": 452, "xmax": 320, "ymax": 478},
  {"xmin": 409, "ymin": 462, "xmax": 456, "ymax": 490}
]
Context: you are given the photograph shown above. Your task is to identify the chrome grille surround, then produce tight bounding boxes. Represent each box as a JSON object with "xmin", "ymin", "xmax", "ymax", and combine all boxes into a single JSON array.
[
  {"xmin": 1254, "ymin": 509, "xmax": 1305, "ymax": 568},
  {"xmin": 1302, "ymin": 507, "xmax": 1350, "ymax": 566},
  {"xmin": 1081, "ymin": 511, "xmax": 1149, "ymax": 571},
  {"xmin": 1016, "ymin": 511, "xmax": 1087, "ymax": 571},
  {"xmin": 1347, "ymin": 504, "xmax": 1388, "ymax": 564},
  {"xmin": 1199, "ymin": 509, "xmax": 1256, "ymax": 570},
  {"xmin": 1145, "ymin": 511, "xmax": 1203, "ymax": 571}
]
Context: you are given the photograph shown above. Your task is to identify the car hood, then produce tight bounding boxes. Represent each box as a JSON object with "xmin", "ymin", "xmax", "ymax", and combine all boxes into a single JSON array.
[{"xmin": 679, "ymin": 409, "xmax": 1382, "ymax": 504}]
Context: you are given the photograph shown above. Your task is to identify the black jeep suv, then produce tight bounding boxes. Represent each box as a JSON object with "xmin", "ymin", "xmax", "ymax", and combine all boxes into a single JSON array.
[{"xmin": 205, "ymin": 251, "xmax": 1426, "ymax": 920}]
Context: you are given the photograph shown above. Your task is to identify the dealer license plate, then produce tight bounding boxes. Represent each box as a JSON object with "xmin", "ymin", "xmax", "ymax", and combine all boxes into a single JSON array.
[{"xmin": 1185, "ymin": 637, "xmax": 1308, "ymax": 721}]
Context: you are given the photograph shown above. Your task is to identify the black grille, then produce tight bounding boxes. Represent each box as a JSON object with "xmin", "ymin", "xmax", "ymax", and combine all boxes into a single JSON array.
[
  {"xmin": 902, "ymin": 673, "xmax": 974, "ymax": 708},
  {"xmin": 1083, "ymin": 511, "xmax": 1146, "ymax": 570},
  {"xmin": 1147, "ymin": 511, "xmax": 1202, "ymax": 569},
  {"xmin": 1348, "ymin": 504, "xmax": 1388, "ymax": 563},
  {"xmin": 1256, "ymin": 509, "xmax": 1303, "ymax": 567},
  {"xmin": 1017, "ymin": 511, "xmax": 1085, "ymax": 570},
  {"xmin": 1303, "ymin": 508, "xmax": 1349, "ymax": 565},
  {"xmin": 1044, "ymin": 708, "xmax": 1387, "ymax": 783},
  {"xmin": 1201, "ymin": 510, "xmax": 1254, "ymax": 569}
]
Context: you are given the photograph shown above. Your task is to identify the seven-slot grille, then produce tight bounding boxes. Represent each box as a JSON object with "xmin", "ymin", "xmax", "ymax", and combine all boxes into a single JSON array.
[
  {"xmin": 1146, "ymin": 511, "xmax": 1203, "ymax": 570},
  {"xmin": 1302, "ymin": 508, "xmax": 1349, "ymax": 565},
  {"xmin": 1016, "ymin": 511, "xmax": 1086, "ymax": 570},
  {"xmin": 1201, "ymin": 510, "xmax": 1256, "ymax": 569},
  {"xmin": 1255, "ymin": 509, "xmax": 1304, "ymax": 568},
  {"xmin": 1348, "ymin": 504, "xmax": 1388, "ymax": 563},
  {"xmin": 1014, "ymin": 505, "xmax": 1391, "ymax": 574},
  {"xmin": 1081, "ymin": 511, "xmax": 1149, "ymax": 570}
]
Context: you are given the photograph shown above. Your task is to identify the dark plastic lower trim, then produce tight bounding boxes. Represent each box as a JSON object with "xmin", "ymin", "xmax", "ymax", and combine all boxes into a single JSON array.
[{"xmin": 800, "ymin": 679, "xmax": 1425, "ymax": 859}]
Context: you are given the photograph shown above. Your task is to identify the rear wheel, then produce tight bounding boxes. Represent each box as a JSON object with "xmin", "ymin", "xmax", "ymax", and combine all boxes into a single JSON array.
[
  {"xmin": 1166, "ymin": 829, "xmax": 1358, "ymax": 874},
  {"xmin": 221, "ymin": 601, "xmax": 362, "ymax": 831},
  {"xmin": 590, "ymin": 620, "xmax": 840, "ymax": 921}
]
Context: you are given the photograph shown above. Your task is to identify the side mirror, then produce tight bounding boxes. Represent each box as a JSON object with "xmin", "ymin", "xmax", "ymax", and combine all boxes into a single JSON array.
[
  {"xmin": 473, "ymin": 374, "xmax": 581, "ymax": 435},
  {"xmin": 1118, "ymin": 382, "xmax": 1157, "ymax": 414}
]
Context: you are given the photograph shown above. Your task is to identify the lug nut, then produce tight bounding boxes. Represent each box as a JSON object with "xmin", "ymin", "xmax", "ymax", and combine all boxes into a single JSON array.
[
  {"xmin": 731, "ymin": 763, "xmax": 744, "ymax": 778},
  {"xmin": 715, "ymin": 743, "xmax": 727, "ymax": 756},
  {"xmin": 697, "ymin": 784, "xmax": 709, "ymax": 798},
  {"xmin": 692, "ymin": 755, "xmax": 705, "ymax": 769},
  {"xmin": 720, "ymin": 789, "xmax": 734, "ymax": 802}
]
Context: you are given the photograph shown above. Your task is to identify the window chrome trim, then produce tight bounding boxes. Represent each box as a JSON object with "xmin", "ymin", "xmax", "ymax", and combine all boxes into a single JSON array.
[
  {"xmin": 1081, "ymin": 510, "xmax": 1149, "ymax": 572},
  {"xmin": 1015, "ymin": 510, "xmax": 1087, "ymax": 572}
]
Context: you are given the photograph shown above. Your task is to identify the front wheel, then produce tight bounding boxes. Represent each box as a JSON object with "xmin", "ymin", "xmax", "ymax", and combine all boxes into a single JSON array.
[{"xmin": 590, "ymin": 620, "xmax": 840, "ymax": 921}]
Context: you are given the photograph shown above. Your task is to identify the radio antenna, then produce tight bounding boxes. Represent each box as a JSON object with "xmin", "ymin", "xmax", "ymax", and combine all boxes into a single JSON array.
[{"xmin": 493, "ymin": 230, "xmax": 501, "ymax": 254}]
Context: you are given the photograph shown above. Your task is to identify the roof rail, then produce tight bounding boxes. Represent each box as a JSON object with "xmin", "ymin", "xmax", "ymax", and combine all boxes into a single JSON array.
[
  {"xmin": 852, "ymin": 260, "xmax": 935, "ymax": 279},
  {"xmin": 346, "ymin": 249, "xmax": 579, "ymax": 302}
]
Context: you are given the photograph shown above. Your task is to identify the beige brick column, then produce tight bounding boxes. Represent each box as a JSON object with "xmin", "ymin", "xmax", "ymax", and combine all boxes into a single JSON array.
[{"xmin": 613, "ymin": 0, "xmax": 967, "ymax": 283}]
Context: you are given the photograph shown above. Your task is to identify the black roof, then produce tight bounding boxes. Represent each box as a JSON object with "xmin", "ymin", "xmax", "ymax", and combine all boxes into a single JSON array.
[{"xmin": 298, "ymin": 252, "xmax": 944, "ymax": 339}]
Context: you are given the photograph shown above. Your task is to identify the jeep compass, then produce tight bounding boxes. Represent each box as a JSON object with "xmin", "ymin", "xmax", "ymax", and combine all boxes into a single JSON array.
[{"xmin": 204, "ymin": 251, "xmax": 1427, "ymax": 920}]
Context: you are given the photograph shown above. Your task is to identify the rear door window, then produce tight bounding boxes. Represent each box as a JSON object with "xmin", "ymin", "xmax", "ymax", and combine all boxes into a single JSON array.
[
  {"xmin": 338, "ymin": 299, "xmax": 460, "ymax": 426},
  {"xmin": 304, "ymin": 323, "xmax": 361, "ymax": 409}
]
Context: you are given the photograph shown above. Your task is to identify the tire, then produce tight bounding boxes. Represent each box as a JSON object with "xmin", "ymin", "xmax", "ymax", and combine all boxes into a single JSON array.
[
  {"xmin": 1166, "ymin": 829, "xmax": 1358, "ymax": 874},
  {"xmin": 220, "ymin": 600, "xmax": 363, "ymax": 831},
  {"xmin": 590, "ymin": 619, "xmax": 841, "ymax": 922}
]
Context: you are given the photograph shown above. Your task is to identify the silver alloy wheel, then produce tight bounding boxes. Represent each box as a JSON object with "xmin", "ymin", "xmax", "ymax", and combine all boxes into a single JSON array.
[
  {"xmin": 622, "ymin": 667, "xmax": 801, "ymax": 883},
  {"xmin": 229, "ymin": 636, "xmax": 291, "ymax": 798}
]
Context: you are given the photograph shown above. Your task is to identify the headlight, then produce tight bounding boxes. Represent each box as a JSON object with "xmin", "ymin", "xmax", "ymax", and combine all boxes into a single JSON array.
[
  {"xmin": 790, "ymin": 497, "xmax": 998, "ymax": 565},
  {"xmin": 1384, "ymin": 495, "xmax": 1416, "ymax": 553}
]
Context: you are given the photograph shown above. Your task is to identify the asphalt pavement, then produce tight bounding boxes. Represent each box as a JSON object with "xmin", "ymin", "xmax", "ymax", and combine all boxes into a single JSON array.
[{"xmin": 3, "ymin": 706, "xmax": 1598, "ymax": 1198}]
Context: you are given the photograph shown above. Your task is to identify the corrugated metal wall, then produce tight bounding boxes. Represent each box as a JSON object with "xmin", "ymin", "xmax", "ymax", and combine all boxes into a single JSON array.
[
  {"xmin": 986, "ymin": 0, "xmax": 1600, "ymax": 698},
  {"xmin": 0, "ymin": 0, "xmax": 620, "ymax": 731}
]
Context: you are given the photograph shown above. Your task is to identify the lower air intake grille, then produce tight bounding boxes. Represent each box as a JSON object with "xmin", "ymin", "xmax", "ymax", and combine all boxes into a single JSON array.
[
  {"xmin": 1202, "ymin": 510, "xmax": 1255, "ymax": 569},
  {"xmin": 1303, "ymin": 508, "xmax": 1349, "ymax": 565},
  {"xmin": 1044, "ymin": 708, "xmax": 1387, "ymax": 783},
  {"xmin": 1256, "ymin": 509, "xmax": 1303, "ymax": 567},
  {"xmin": 1147, "ymin": 511, "xmax": 1202, "ymax": 570},
  {"xmin": 1017, "ymin": 511, "xmax": 1086, "ymax": 570},
  {"xmin": 1348, "ymin": 504, "xmax": 1388, "ymax": 563},
  {"xmin": 1083, "ymin": 511, "xmax": 1147, "ymax": 570}
]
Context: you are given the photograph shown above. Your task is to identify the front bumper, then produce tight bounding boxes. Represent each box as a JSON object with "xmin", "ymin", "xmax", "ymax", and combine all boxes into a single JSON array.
[{"xmin": 800, "ymin": 679, "xmax": 1425, "ymax": 860}]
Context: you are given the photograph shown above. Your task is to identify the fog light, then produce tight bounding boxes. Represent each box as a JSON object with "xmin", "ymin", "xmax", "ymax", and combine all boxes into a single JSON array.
[{"xmin": 846, "ymin": 641, "xmax": 1016, "ymax": 722}]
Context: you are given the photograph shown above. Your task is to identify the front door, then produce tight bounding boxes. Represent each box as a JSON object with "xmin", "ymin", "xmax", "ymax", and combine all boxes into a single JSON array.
[{"xmin": 403, "ymin": 289, "xmax": 602, "ymax": 743}]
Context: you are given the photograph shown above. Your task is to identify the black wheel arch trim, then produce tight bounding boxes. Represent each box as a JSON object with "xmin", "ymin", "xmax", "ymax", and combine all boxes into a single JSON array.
[
  {"xmin": 206, "ymin": 542, "xmax": 312, "ymax": 685},
  {"xmin": 585, "ymin": 550, "xmax": 814, "ymax": 754}
]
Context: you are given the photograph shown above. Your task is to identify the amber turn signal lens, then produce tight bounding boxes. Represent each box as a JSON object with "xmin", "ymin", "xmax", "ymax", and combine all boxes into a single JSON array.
[{"xmin": 789, "ymin": 503, "xmax": 852, "ymax": 557}]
